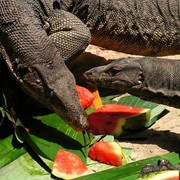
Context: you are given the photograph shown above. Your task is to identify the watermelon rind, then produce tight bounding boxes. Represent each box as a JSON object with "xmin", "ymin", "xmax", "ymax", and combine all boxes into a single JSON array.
[
  {"xmin": 52, "ymin": 168, "xmax": 89, "ymax": 180},
  {"xmin": 122, "ymin": 108, "xmax": 151, "ymax": 133},
  {"xmin": 112, "ymin": 118, "xmax": 126, "ymax": 137},
  {"xmin": 138, "ymin": 170, "xmax": 180, "ymax": 180}
]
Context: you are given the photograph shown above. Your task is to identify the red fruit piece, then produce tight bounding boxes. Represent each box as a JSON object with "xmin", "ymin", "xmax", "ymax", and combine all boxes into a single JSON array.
[
  {"xmin": 88, "ymin": 104, "xmax": 150, "ymax": 136},
  {"xmin": 88, "ymin": 141, "xmax": 127, "ymax": 166},
  {"xmin": 52, "ymin": 150, "xmax": 89, "ymax": 179},
  {"xmin": 76, "ymin": 85, "xmax": 95, "ymax": 109}
]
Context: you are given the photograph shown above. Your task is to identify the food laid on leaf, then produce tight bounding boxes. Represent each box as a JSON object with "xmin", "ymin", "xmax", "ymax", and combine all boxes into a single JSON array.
[
  {"xmin": 88, "ymin": 103, "xmax": 151, "ymax": 136},
  {"xmin": 8, "ymin": 85, "xmax": 169, "ymax": 179},
  {"xmin": 52, "ymin": 150, "xmax": 89, "ymax": 179},
  {"xmin": 88, "ymin": 141, "xmax": 128, "ymax": 166},
  {"xmin": 52, "ymin": 142, "xmax": 129, "ymax": 179},
  {"xmin": 76, "ymin": 85, "xmax": 95, "ymax": 109},
  {"xmin": 76, "ymin": 85, "xmax": 151, "ymax": 137}
]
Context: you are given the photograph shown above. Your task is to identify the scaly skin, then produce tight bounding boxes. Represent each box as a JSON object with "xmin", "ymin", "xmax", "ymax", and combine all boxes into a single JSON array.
[
  {"xmin": 84, "ymin": 58, "xmax": 180, "ymax": 108},
  {"xmin": 59, "ymin": 0, "xmax": 180, "ymax": 56},
  {"xmin": 0, "ymin": 0, "xmax": 91, "ymax": 131}
]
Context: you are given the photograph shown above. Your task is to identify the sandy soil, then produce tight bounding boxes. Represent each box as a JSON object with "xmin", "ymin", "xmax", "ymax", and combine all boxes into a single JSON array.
[{"xmin": 70, "ymin": 44, "xmax": 180, "ymax": 161}]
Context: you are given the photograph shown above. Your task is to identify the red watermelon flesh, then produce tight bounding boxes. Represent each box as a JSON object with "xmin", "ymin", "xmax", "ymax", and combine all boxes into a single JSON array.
[
  {"xmin": 88, "ymin": 104, "xmax": 151, "ymax": 136},
  {"xmin": 76, "ymin": 85, "xmax": 95, "ymax": 109},
  {"xmin": 52, "ymin": 150, "xmax": 89, "ymax": 179},
  {"xmin": 88, "ymin": 141, "xmax": 128, "ymax": 166}
]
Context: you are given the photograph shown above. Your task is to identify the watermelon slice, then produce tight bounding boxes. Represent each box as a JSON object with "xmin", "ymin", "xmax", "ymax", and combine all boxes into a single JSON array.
[
  {"xmin": 52, "ymin": 150, "xmax": 89, "ymax": 179},
  {"xmin": 76, "ymin": 85, "xmax": 95, "ymax": 109},
  {"xmin": 76, "ymin": 85, "xmax": 102, "ymax": 109},
  {"xmin": 138, "ymin": 170, "xmax": 180, "ymax": 180},
  {"xmin": 88, "ymin": 104, "xmax": 151, "ymax": 136},
  {"xmin": 88, "ymin": 141, "xmax": 128, "ymax": 166}
]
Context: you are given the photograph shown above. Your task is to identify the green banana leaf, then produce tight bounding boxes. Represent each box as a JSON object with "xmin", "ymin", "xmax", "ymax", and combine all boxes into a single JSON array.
[
  {"xmin": 0, "ymin": 95, "xmax": 169, "ymax": 180},
  {"xmin": 0, "ymin": 140, "xmax": 179, "ymax": 180},
  {"xmin": 15, "ymin": 113, "xmax": 91, "ymax": 163},
  {"xmin": 0, "ymin": 152, "xmax": 53, "ymax": 180},
  {"xmin": 14, "ymin": 95, "xmax": 166, "ymax": 165},
  {"xmin": 75, "ymin": 152, "xmax": 180, "ymax": 180},
  {"xmin": 0, "ymin": 135, "xmax": 26, "ymax": 168}
]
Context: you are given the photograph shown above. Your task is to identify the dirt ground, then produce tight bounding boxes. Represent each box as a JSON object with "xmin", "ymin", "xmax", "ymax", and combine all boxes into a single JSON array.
[{"xmin": 71, "ymin": 44, "xmax": 180, "ymax": 161}]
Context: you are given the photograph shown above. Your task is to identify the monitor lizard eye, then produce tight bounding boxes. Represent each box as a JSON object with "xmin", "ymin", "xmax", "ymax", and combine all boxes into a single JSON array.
[
  {"xmin": 53, "ymin": 0, "xmax": 60, "ymax": 9},
  {"xmin": 106, "ymin": 66, "xmax": 123, "ymax": 76}
]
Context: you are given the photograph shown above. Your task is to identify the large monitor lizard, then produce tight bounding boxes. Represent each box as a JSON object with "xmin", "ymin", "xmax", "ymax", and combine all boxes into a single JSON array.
[
  {"xmin": 59, "ymin": 0, "xmax": 180, "ymax": 56},
  {"xmin": 0, "ymin": 0, "xmax": 91, "ymax": 131},
  {"xmin": 84, "ymin": 57, "xmax": 180, "ymax": 108},
  {"xmin": 0, "ymin": 0, "xmax": 180, "ymax": 132},
  {"xmin": 59, "ymin": 0, "xmax": 180, "ymax": 107}
]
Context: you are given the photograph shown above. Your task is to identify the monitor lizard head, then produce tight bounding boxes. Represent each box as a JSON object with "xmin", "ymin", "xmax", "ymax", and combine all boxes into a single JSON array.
[
  {"xmin": 0, "ymin": 1, "xmax": 89, "ymax": 132},
  {"xmin": 84, "ymin": 58, "xmax": 143, "ymax": 93},
  {"xmin": 19, "ymin": 59, "xmax": 88, "ymax": 132},
  {"xmin": 1, "ymin": 46, "xmax": 88, "ymax": 132}
]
